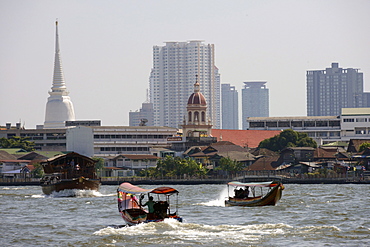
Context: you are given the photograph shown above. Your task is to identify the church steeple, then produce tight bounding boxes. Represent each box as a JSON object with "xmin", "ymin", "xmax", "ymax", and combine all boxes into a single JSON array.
[{"xmin": 44, "ymin": 20, "xmax": 75, "ymax": 129}]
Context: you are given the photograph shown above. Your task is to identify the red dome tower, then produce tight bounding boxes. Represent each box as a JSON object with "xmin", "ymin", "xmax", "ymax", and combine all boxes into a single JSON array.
[{"xmin": 181, "ymin": 76, "xmax": 213, "ymax": 138}]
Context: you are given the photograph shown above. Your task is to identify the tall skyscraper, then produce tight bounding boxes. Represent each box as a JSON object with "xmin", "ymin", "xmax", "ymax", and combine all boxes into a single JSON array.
[
  {"xmin": 221, "ymin": 83, "xmax": 239, "ymax": 129},
  {"xmin": 149, "ymin": 41, "xmax": 220, "ymax": 129},
  {"xmin": 44, "ymin": 21, "xmax": 75, "ymax": 129},
  {"xmin": 307, "ymin": 62, "xmax": 365, "ymax": 116},
  {"xmin": 242, "ymin": 81, "xmax": 269, "ymax": 130}
]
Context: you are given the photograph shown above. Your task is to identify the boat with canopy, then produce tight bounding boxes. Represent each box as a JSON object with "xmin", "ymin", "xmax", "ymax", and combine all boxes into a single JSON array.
[
  {"xmin": 225, "ymin": 181, "xmax": 284, "ymax": 207},
  {"xmin": 40, "ymin": 152, "xmax": 100, "ymax": 195},
  {"xmin": 117, "ymin": 182, "xmax": 182, "ymax": 226}
]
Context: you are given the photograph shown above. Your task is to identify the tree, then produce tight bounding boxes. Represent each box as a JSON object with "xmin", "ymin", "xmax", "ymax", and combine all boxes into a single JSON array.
[
  {"xmin": 359, "ymin": 142, "xmax": 370, "ymax": 152},
  {"xmin": 147, "ymin": 156, "xmax": 208, "ymax": 178},
  {"xmin": 92, "ymin": 157, "xmax": 105, "ymax": 175},
  {"xmin": 216, "ymin": 157, "xmax": 243, "ymax": 176},
  {"xmin": 258, "ymin": 129, "xmax": 317, "ymax": 152},
  {"xmin": 0, "ymin": 136, "xmax": 35, "ymax": 152},
  {"xmin": 31, "ymin": 163, "xmax": 44, "ymax": 178}
]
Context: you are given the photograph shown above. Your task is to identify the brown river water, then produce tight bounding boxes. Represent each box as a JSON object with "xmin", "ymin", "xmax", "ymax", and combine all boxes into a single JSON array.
[{"xmin": 1, "ymin": 184, "xmax": 369, "ymax": 246}]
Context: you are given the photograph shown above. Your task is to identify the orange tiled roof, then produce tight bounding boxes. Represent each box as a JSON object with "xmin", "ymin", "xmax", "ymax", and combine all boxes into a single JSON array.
[{"xmin": 211, "ymin": 129, "xmax": 281, "ymax": 148}]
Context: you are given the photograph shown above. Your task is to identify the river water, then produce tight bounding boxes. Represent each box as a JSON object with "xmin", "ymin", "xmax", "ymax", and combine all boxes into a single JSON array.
[{"xmin": 1, "ymin": 183, "xmax": 369, "ymax": 247}]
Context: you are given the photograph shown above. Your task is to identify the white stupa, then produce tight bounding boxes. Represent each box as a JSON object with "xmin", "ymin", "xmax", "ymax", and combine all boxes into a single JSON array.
[{"xmin": 44, "ymin": 20, "xmax": 75, "ymax": 129}]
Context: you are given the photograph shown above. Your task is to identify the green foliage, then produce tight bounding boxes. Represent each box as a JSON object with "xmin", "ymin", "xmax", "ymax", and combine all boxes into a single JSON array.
[
  {"xmin": 0, "ymin": 136, "xmax": 35, "ymax": 152},
  {"xmin": 258, "ymin": 129, "xmax": 317, "ymax": 152},
  {"xmin": 359, "ymin": 142, "xmax": 370, "ymax": 152},
  {"xmin": 31, "ymin": 163, "xmax": 44, "ymax": 178},
  {"xmin": 216, "ymin": 157, "xmax": 244, "ymax": 173},
  {"xmin": 92, "ymin": 157, "xmax": 105, "ymax": 173},
  {"xmin": 146, "ymin": 156, "xmax": 208, "ymax": 178}
]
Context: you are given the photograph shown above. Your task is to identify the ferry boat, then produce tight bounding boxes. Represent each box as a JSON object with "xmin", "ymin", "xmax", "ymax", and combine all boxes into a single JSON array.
[{"xmin": 40, "ymin": 152, "xmax": 100, "ymax": 195}]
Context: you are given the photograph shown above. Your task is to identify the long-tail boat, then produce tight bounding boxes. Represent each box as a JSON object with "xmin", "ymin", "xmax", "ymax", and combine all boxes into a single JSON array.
[
  {"xmin": 117, "ymin": 182, "xmax": 182, "ymax": 226},
  {"xmin": 225, "ymin": 181, "xmax": 284, "ymax": 207},
  {"xmin": 40, "ymin": 152, "xmax": 100, "ymax": 195}
]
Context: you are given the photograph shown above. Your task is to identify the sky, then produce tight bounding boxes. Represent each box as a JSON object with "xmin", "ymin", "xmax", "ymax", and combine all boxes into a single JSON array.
[{"xmin": 1, "ymin": 0, "xmax": 370, "ymax": 129}]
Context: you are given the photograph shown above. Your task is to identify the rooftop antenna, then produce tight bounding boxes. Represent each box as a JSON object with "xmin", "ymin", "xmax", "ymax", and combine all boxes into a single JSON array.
[{"xmin": 145, "ymin": 89, "xmax": 150, "ymax": 103}]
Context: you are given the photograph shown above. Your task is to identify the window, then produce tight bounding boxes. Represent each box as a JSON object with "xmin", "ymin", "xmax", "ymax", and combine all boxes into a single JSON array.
[
  {"xmin": 356, "ymin": 118, "xmax": 367, "ymax": 122},
  {"xmin": 266, "ymin": 122, "xmax": 278, "ymax": 127},
  {"xmin": 291, "ymin": 121, "xmax": 303, "ymax": 127},
  {"xmin": 278, "ymin": 121, "xmax": 290, "ymax": 127},
  {"xmin": 355, "ymin": 129, "xmax": 366, "ymax": 134},
  {"xmin": 249, "ymin": 122, "xmax": 265, "ymax": 128},
  {"xmin": 304, "ymin": 121, "xmax": 315, "ymax": 127},
  {"xmin": 343, "ymin": 118, "xmax": 354, "ymax": 122}
]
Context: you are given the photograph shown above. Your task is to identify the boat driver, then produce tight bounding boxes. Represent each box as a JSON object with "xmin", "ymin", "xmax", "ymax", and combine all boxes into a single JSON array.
[{"xmin": 142, "ymin": 196, "xmax": 155, "ymax": 214}]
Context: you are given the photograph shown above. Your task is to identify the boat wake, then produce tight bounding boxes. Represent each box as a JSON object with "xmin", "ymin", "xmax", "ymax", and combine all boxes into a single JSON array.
[
  {"xmin": 94, "ymin": 219, "xmax": 294, "ymax": 245},
  {"xmin": 196, "ymin": 187, "xmax": 229, "ymax": 207},
  {"xmin": 94, "ymin": 220, "xmax": 346, "ymax": 246},
  {"xmin": 30, "ymin": 189, "xmax": 114, "ymax": 198}
]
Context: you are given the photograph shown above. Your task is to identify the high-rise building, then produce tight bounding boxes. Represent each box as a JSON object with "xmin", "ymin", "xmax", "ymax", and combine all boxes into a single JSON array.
[
  {"xmin": 129, "ymin": 102, "xmax": 154, "ymax": 127},
  {"xmin": 44, "ymin": 21, "xmax": 75, "ymax": 129},
  {"xmin": 221, "ymin": 83, "xmax": 239, "ymax": 129},
  {"xmin": 149, "ymin": 40, "xmax": 220, "ymax": 129},
  {"xmin": 242, "ymin": 81, "xmax": 269, "ymax": 130},
  {"xmin": 307, "ymin": 62, "xmax": 365, "ymax": 116}
]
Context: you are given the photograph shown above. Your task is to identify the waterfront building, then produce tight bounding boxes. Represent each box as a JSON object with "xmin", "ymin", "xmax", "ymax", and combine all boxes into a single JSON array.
[
  {"xmin": 0, "ymin": 123, "xmax": 177, "ymax": 156},
  {"xmin": 242, "ymin": 81, "xmax": 269, "ymax": 129},
  {"xmin": 44, "ymin": 21, "xmax": 75, "ymax": 129},
  {"xmin": 248, "ymin": 108, "xmax": 370, "ymax": 145},
  {"xmin": 340, "ymin": 108, "xmax": 370, "ymax": 142},
  {"xmin": 103, "ymin": 154, "xmax": 161, "ymax": 177},
  {"xmin": 221, "ymin": 83, "xmax": 239, "ymax": 129},
  {"xmin": 67, "ymin": 126, "xmax": 178, "ymax": 157},
  {"xmin": 149, "ymin": 40, "xmax": 221, "ymax": 129},
  {"xmin": 248, "ymin": 116, "xmax": 340, "ymax": 145},
  {"xmin": 307, "ymin": 62, "xmax": 366, "ymax": 116}
]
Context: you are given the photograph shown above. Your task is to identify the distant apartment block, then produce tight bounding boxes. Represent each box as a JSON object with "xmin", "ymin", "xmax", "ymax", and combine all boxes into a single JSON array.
[
  {"xmin": 242, "ymin": 81, "xmax": 269, "ymax": 130},
  {"xmin": 307, "ymin": 62, "xmax": 367, "ymax": 116},
  {"xmin": 129, "ymin": 102, "xmax": 154, "ymax": 127},
  {"xmin": 221, "ymin": 83, "xmax": 239, "ymax": 129},
  {"xmin": 149, "ymin": 40, "xmax": 221, "ymax": 129}
]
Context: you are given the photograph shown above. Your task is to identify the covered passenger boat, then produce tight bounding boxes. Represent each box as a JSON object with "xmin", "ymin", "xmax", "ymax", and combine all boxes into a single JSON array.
[
  {"xmin": 40, "ymin": 152, "xmax": 100, "ymax": 195},
  {"xmin": 225, "ymin": 181, "xmax": 284, "ymax": 207},
  {"xmin": 117, "ymin": 182, "xmax": 182, "ymax": 226}
]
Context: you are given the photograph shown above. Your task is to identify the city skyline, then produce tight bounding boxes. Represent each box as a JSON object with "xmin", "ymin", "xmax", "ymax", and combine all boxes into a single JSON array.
[{"xmin": 1, "ymin": 1, "xmax": 370, "ymax": 129}]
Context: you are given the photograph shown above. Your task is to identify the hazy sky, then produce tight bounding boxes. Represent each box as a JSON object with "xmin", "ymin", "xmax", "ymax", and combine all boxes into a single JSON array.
[{"xmin": 1, "ymin": 0, "xmax": 370, "ymax": 129}]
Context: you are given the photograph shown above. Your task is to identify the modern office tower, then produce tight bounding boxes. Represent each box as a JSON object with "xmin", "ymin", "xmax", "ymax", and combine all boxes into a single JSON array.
[
  {"xmin": 129, "ymin": 102, "xmax": 154, "ymax": 126},
  {"xmin": 221, "ymin": 83, "xmax": 239, "ymax": 129},
  {"xmin": 44, "ymin": 21, "xmax": 75, "ymax": 129},
  {"xmin": 307, "ymin": 62, "xmax": 365, "ymax": 116},
  {"xmin": 149, "ymin": 40, "xmax": 221, "ymax": 129},
  {"xmin": 242, "ymin": 81, "xmax": 269, "ymax": 130}
]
